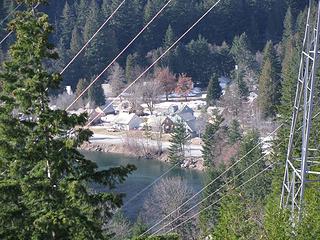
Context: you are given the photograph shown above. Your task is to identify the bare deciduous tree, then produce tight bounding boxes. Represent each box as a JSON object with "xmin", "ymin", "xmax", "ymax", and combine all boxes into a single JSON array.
[
  {"xmin": 142, "ymin": 177, "xmax": 197, "ymax": 239},
  {"xmin": 105, "ymin": 211, "xmax": 131, "ymax": 240},
  {"xmin": 141, "ymin": 80, "xmax": 162, "ymax": 115},
  {"xmin": 129, "ymin": 75, "xmax": 162, "ymax": 115}
]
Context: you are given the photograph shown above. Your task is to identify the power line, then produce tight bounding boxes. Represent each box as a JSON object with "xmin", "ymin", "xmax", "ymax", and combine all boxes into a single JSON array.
[
  {"xmin": 0, "ymin": 3, "xmax": 39, "ymax": 46},
  {"xmin": 122, "ymin": 161, "xmax": 180, "ymax": 208},
  {"xmin": 0, "ymin": 3, "xmax": 22, "ymax": 27},
  {"xmin": 143, "ymin": 110, "xmax": 320, "ymax": 237},
  {"xmin": 150, "ymin": 149, "xmax": 275, "ymax": 236},
  {"xmin": 165, "ymin": 163, "xmax": 276, "ymax": 235},
  {"xmin": 65, "ymin": 0, "xmax": 173, "ymax": 111},
  {"xmin": 85, "ymin": 0, "xmax": 222, "ymax": 127},
  {"xmin": 139, "ymin": 123, "xmax": 282, "ymax": 237},
  {"xmin": 59, "ymin": 0, "xmax": 126, "ymax": 75}
]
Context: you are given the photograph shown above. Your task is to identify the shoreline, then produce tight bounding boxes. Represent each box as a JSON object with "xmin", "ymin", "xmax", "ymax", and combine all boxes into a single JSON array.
[{"xmin": 80, "ymin": 140, "xmax": 205, "ymax": 171}]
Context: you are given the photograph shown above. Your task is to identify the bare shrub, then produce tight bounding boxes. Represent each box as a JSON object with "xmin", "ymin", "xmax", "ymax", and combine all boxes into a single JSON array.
[{"xmin": 141, "ymin": 177, "xmax": 198, "ymax": 239}]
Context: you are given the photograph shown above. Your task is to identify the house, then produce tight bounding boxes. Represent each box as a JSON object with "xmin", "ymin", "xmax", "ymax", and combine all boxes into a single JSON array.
[
  {"xmin": 113, "ymin": 113, "xmax": 142, "ymax": 131},
  {"xmin": 148, "ymin": 116, "xmax": 175, "ymax": 133},
  {"xmin": 88, "ymin": 111, "xmax": 104, "ymax": 125},
  {"xmin": 95, "ymin": 101, "xmax": 115, "ymax": 115},
  {"xmin": 178, "ymin": 104, "xmax": 194, "ymax": 115},
  {"xmin": 170, "ymin": 105, "xmax": 197, "ymax": 137},
  {"xmin": 167, "ymin": 104, "xmax": 194, "ymax": 116}
]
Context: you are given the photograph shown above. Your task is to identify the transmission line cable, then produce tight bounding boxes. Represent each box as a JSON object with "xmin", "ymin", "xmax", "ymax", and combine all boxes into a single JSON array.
[
  {"xmin": 122, "ymin": 161, "xmax": 181, "ymax": 208},
  {"xmin": 85, "ymin": 0, "xmax": 222, "ymax": 126},
  {"xmin": 0, "ymin": 3, "xmax": 39, "ymax": 46},
  {"xmin": 165, "ymin": 163, "xmax": 276, "ymax": 235},
  {"xmin": 0, "ymin": 3, "xmax": 22, "ymax": 26},
  {"xmin": 141, "ymin": 109, "xmax": 320, "ymax": 237},
  {"xmin": 59, "ymin": 0, "xmax": 126, "ymax": 75},
  {"xmin": 65, "ymin": 0, "xmax": 173, "ymax": 111},
  {"xmin": 149, "ymin": 148, "xmax": 277, "ymax": 236},
  {"xmin": 139, "ymin": 123, "xmax": 282, "ymax": 236}
]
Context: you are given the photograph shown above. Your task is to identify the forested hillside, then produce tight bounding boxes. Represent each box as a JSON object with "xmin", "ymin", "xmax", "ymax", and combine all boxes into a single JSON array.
[{"xmin": 1, "ymin": 0, "xmax": 306, "ymax": 92}]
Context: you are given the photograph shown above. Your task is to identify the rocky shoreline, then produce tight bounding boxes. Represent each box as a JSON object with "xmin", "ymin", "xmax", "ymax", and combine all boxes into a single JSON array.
[{"xmin": 80, "ymin": 141, "xmax": 204, "ymax": 171}]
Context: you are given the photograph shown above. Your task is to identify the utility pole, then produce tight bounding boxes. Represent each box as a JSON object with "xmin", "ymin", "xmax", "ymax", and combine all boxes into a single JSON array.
[{"xmin": 281, "ymin": 0, "xmax": 320, "ymax": 223}]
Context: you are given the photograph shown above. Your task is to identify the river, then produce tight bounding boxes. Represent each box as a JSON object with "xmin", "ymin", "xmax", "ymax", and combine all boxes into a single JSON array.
[{"xmin": 82, "ymin": 151, "xmax": 204, "ymax": 221}]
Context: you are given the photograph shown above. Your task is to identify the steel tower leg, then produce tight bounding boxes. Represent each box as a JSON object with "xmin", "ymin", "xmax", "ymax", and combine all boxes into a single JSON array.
[{"xmin": 280, "ymin": 0, "xmax": 320, "ymax": 223}]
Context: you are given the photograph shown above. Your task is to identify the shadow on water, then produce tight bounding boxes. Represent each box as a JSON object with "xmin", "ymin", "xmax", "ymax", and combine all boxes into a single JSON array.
[{"xmin": 82, "ymin": 150, "xmax": 204, "ymax": 221}]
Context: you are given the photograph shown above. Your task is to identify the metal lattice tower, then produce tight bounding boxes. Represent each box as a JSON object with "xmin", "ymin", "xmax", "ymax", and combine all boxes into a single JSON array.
[{"xmin": 281, "ymin": 0, "xmax": 320, "ymax": 223}]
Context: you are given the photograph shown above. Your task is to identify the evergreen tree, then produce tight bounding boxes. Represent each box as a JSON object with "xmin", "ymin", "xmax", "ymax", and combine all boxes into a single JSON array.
[
  {"xmin": 232, "ymin": 131, "xmax": 271, "ymax": 201},
  {"xmin": 263, "ymin": 185, "xmax": 292, "ymax": 239},
  {"xmin": 258, "ymin": 40, "xmax": 281, "ymax": 119},
  {"xmin": 0, "ymin": 3, "xmax": 135, "ymax": 238},
  {"xmin": 206, "ymin": 74, "xmax": 222, "ymax": 106},
  {"xmin": 199, "ymin": 164, "xmax": 226, "ymax": 237},
  {"xmin": 296, "ymin": 188, "xmax": 320, "ymax": 239},
  {"xmin": 162, "ymin": 25, "xmax": 176, "ymax": 68},
  {"xmin": 185, "ymin": 35, "xmax": 214, "ymax": 88},
  {"xmin": 230, "ymin": 33, "xmax": 254, "ymax": 71},
  {"xmin": 60, "ymin": 1, "xmax": 76, "ymax": 49},
  {"xmin": 75, "ymin": 0, "xmax": 90, "ymax": 28},
  {"xmin": 75, "ymin": 78, "xmax": 88, "ymax": 101},
  {"xmin": 70, "ymin": 26, "xmax": 83, "ymax": 56},
  {"xmin": 212, "ymin": 189, "xmax": 259, "ymax": 240},
  {"xmin": 67, "ymin": 26, "xmax": 84, "ymax": 85},
  {"xmin": 201, "ymin": 114, "xmax": 223, "ymax": 167},
  {"xmin": 131, "ymin": 216, "xmax": 148, "ymax": 238},
  {"xmin": 125, "ymin": 53, "xmax": 139, "ymax": 83},
  {"xmin": 88, "ymin": 79, "xmax": 106, "ymax": 107},
  {"xmin": 168, "ymin": 120, "xmax": 190, "ymax": 164},
  {"xmin": 228, "ymin": 119, "xmax": 242, "ymax": 144},
  {"xmin": 281, "ymin": 7, "xmax": 294, "ymax": 58},
  {"xmin": 163, "ymin": 24, "xmax": 175, "ymax": 49},
  {"xmin": 275, "ymin": 24, "xmax": 299, "ymax": 162}
]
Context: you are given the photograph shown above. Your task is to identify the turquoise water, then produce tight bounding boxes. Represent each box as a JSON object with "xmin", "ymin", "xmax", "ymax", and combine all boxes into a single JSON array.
[{"xmin": 82, "ymin": 151, "xmax": 204, "ymax": 220}]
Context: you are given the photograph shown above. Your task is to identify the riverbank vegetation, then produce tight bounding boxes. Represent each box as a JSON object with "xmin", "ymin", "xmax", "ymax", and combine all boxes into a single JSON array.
[{"xmin": 1, "ymin": 0, "xmax": 320, "ymax": 239}]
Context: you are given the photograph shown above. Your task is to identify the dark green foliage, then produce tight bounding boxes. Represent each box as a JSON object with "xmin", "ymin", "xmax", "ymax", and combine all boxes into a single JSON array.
[
  {"xmin": 201, "ymin": 114, "xmax": 223, "ymax": 168},
  {"xmin": 230, "ymin": 33, "xmax": 254, "ymax": 71},
  {"xmin": 131, "ymin": 216, "xmax": 148, "ymax": 238},
  {"xmin": 87, "ymin": 76, "xmax": 106, "ymax": 107},
  {"xmin": 0, "ymin": 3, "xmax": 135, "ymax": 239},
  {"xmin": 125, "ymin": 53, "xmax": 140, "ymax": 83},
  {"xmin": 168, "ymin": 120, "xmax": 190, "ymax": 164},
  {"xmin": 263, "ymin": 188, "xmax": 292, "ymax": 239},
  {"xmin": 199, "ymin": 164, "xmax": 226, "ymax": 237},
  {"xmin": 232, "ymin": 131, "xmax": 271, "ymax": 202},
  {"xmin": 211, "ymin": 189, "xmax": 259, "ymax": 240},
  {"xmin": 59, "ymin": 1, "xmax": 76, "ymax": 49},
  {"xmin": 227, "ymin": 119, "xmax": 242, "ymax": 144},
  {"xmin": 296, "ymin": 187, "xmax": 320, "ymax": 239},
  {"xmin": 258, "ymin": 40, "xmax": 282, "ymax": 119},
  {"xmin": 206, "ymin": 74, "xmax": 222, "ymax": 106},
  {"xmin": 163, "ymin": 24, "xmax": 175, "ymax": 49},
  {"xmin": 181, "ymin": 36, "xmax": 215, "ymax": 88},
  {"xmin": 16, "ymin": 0, "xmax": 307, "ymax": 94}
]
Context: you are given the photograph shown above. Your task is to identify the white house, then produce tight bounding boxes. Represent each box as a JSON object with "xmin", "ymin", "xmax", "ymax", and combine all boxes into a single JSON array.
[{"xmin": 113, "ymin": 113, "xmax": 142, "ymax": 131}]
